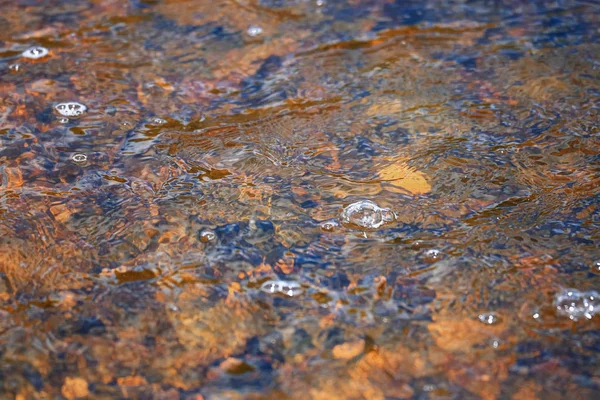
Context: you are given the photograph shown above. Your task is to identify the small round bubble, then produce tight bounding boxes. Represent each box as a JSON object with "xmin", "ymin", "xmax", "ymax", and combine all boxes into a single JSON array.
[
  {"xmin": 55, "ymin": 102, "xmax": 87, "ymax": 117},
  {"xmin": 247, "ymin": 25, "xmax": 263, "ymax": 37},
  {"xmin": 200, "ymin": 230, "xmax": 216, "ymax": 242},
  {"xmin": 320, "ymin": 219, "xmax": 339, "ymax": 232},
  {"xmin": 9, "ymin": 64, "xmax": 21, "ymax": 73},
  {"xmin": 478, "ymin": 312, "xmax": 501, "ymax": 325},
  {"xmin": 260, "ymin": 279, "xmax": 303, "ymax": 297},
  {"xmin": 21, "ymin": 46, "xmax": 49, "ymax": 59},
  {"xmin": 70, "ymin": 153, "xmax": 88, "ymax": 165},
  {"xmin": 424, "ymin": 249, "xmax": 442, "ymax": 263},
  {"xmin": 152, "ymin": 117, "xmax": 167, "ymax": 125}
]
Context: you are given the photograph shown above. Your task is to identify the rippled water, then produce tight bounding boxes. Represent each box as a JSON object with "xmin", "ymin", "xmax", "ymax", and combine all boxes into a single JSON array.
[{"xmin": 1, "ymin": 0, "xmax": 599, "ymax": 398}]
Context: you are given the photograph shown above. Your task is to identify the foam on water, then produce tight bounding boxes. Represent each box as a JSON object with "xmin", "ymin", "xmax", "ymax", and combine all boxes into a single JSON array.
[
  {"xmin": 340, "ymin": 200, "xmax": 395, "ymax": 229},
  {"xmin": 260, "ymin": 280, "xmax": 303, "ymax": 297},
  {"xmin": 555, "ymin": 289, "xmax": 599, "ymax": 320},
  {"xmin": 21, "ymin": 46, "xmax": 49, "ymax": 59},
  {"xmin": 55, "ymin": 102, "xmax": 87, "ymax": 118}
]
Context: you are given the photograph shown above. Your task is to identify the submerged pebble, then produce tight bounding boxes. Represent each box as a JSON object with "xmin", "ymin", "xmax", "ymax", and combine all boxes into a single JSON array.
[
  {"xmin": 341, "ymin": 200, "xmax": 395, "ymax": 229},
  {"xmin": 55, "ymin": 102, "xmax": 87, "ymax": 117},
  {"xmin": 261, "ymin": 280, "xmax": 303, "ymax": 297},
  {"xmin": 21, "ymin": 46, "xmax": 49, "ymax": 59},
  {"xmin": 555, "ymin": 289, "xmax": 599, "ymax": 320}
]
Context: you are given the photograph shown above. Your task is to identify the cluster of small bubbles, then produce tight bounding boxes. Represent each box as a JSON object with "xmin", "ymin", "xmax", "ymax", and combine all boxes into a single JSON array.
[
  {"xmin": 555, "ymin": 289, "xmax": 599, "ymax": 320},
  {"xmin": 340, "ymin": 200, "xmax": 395, "ymax": 229},
  {"xmin": 152, "ymin": 117, "xmax": 167, "ymax": 125},
  {"xmin": 70, "ymin": 153, "xmax": 88, "ymax": 165},
  {"xmin": 55, "ymin": 102, "xmax": 87, "ymax": 117},
  {"xmin": 9, "ymin": 64, "xmax": 21, "ymax": 73},
  {"xmin": 478, "ymin": 312, "xmax": 502, "ymax": 325},
  {"xmin": 320, "ymin": 219, "xmax": 340, "ymax": 232},
  {"xmin": 260, "ymin": 280, "xmax": 303, "ymax": 297},
  {"xmin": 423, "ymin": 249, "xmax": 442, "ymax": 263},
  {"xmin": 200, "ymin": 230, "xmax": 216, "ymax": 243},
  {"xmin": 247, "ymin": 25, "xmax": 263, "ymax": 37},
  {"xmin": 21, "ymin": 46, "xmax": 49, "ymax": 59}
]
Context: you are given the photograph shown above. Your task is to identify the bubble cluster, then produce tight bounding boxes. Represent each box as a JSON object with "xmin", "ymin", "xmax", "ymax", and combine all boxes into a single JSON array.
[
  {"xmin": 260, "ymin": 280, "xmax": 303, "ymax": 297},
  {"xmin": 478, "ymin": 312, "xmax": 502, "ymax": 325},
  {"xmin": 70, "ymin": 153, "xmax": 88, "ymax": 165},
  {"xmin": 21, "ymin": 46, "xmax": 49, "ymax": 59},
  {"xmin": 55, "ymin": 102, "xmax": 87, "ymax": 117},
  {"xmin": 555, "ymin": 289, "xmax": 599, "ymax": 320},
  {"xmin": 340, "ymin": 200, "xmax": 395, "ymax": 229}
]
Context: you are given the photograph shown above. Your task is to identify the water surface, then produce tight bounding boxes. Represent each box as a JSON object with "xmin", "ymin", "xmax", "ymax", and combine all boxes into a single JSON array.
[{"xmin": 1, "ymin": 0, "xmax": 599, "ymax": 398}]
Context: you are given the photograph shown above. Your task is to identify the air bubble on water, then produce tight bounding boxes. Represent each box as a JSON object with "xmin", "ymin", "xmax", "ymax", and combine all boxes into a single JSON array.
[
  {"xmin": 9, "ymin": 64, "xmax": 21, "ymax": 72},
  {"xmin": 532, "ymin": 312, "xmax": 540, "ymax": 320},
  {"xmin": 424, "ymin": 249, "xmax": 442, "ymax": 262},
  {"xmin": 316, "ymin": 0, "xmax": 325, "ymax": 6},
  {"xmin": 341, "ymin": 200, "xmax": 395, "ymax": 229},
  {"xmin": 152, "ymin": 117, "xmax": 167, "ymax": 125},
  {"xmin": 54, "ymin": 102, "xmax": 87, "ymax": 117},
  {"xmin": 58, "ymin": 117, "xmax": 69, "ymax": 124},
  {"xmin": 200, "ymin": 230, "xmax": 216, "ymax": 242},
  {"xmin": 592, "ymin": 260, "xmax": 600, "ymax": 274},
  {"xmin": 320, "ymin": 219, "xmax": 340, "ymax": 232},
  {"xmin": 70, "ymin": 153, "xmax": 88, "ymax": 165},
  {"xmin": 261, "ymin": 280, "xmax": 303, "ymax": 297},
  {"xmin": 555, "ymin": 289, "xmax": 599, "ymax": 320},
  {"xmin": 247, "ymin": 25, "xmax": 263, "ymax": 37},
  {"xmin": 21, "ymin": 46, "xmax": 49, "ymax": 59},
  {"xmin": 478, "ymin": 312, "xmax": 501, "ymax": 325}
]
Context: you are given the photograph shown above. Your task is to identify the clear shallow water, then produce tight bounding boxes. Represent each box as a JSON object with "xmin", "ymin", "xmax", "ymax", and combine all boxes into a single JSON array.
[{"xmin": 0, "ymin": 0, "xmax": 599, "ymax": 398}]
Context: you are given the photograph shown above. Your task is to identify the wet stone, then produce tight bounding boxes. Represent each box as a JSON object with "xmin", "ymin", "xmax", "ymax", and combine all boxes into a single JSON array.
[
  {"xmin": 21, "ymin": 46, "xmax": 49, "ymax": 59},
  {"xmin": 55, "ymin": 102, "xmax": 87, "ymax": 118},
  {"xmin": 260, "ymin": 280, "xmax": 303, "ymax": 297},
  {"xmin": 340, "ymin": 200, "xmax": 395, "ymax": 229},
  {"xmin": 555, "ymin": 289, "xmax": 599, "ymax": 321}
]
